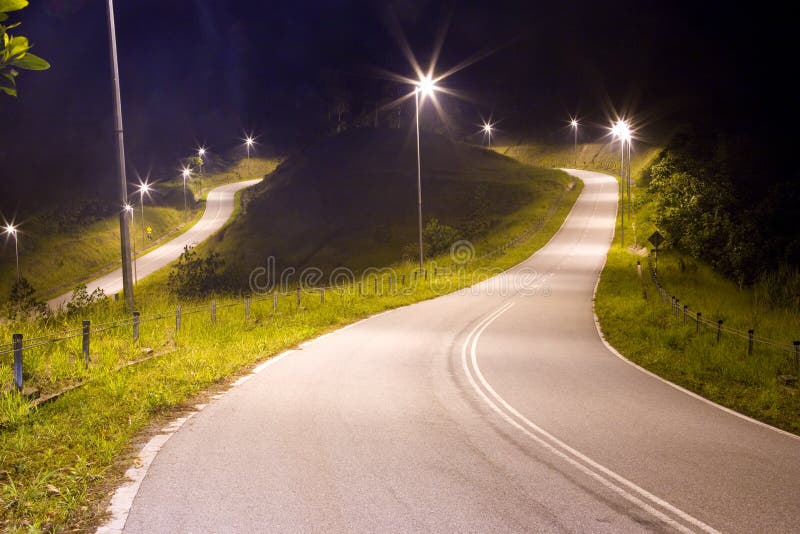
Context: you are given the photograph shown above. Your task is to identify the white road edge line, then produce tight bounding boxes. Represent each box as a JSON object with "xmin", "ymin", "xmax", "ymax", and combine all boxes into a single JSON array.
[{"xmin": 462, "ymin": 302, "xmax": 719, "ymax": 534}]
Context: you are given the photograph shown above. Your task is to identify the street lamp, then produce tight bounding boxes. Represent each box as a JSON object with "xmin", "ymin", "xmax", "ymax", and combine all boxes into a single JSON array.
[
  {"xmin": 244, "ymin": 135, "xmax": 255, "ymax": 176},
  {"xmin": 570, "ymin": 118, "xmax": 579, "ymax": 167},
  {"xmin": 124, "ymin": 204, "xmax": 137, "ymax": 284},
  {"xmin": 611, "ymin": 119, "xmax": 631, "ymax": 247},
  {"xmin": 482, "ymin": 121, "xmax": 494, "ymax": 148},
  {"xmin": 181, "ymin": 166, "xmax": 192, "ymax": 221},
  {"xmin": 3, "ymin": 223, "xmax": 19, "ymax": 281},
  {"xmin": 136, "ymin": 180, "xmax": 152, "ymax": 246},
  {"xmin": 197, "ymin": 146, "xmax": 206, "ymax": 176},
  {"xmin": 413, "ymin": 74, "xmax": 438, "ymax": 273}
]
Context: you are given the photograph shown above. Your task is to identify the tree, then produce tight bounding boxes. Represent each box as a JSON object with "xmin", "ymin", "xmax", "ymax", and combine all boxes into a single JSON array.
[{"xmin": 1, "ymin": 0, "xmax": 49, "ymax": 97}]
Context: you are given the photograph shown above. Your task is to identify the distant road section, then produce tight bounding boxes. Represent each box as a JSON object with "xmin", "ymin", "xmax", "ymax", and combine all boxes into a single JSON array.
[{"xmin": 48, "ymin": 179, "xmax": 260, "ymax": 310}]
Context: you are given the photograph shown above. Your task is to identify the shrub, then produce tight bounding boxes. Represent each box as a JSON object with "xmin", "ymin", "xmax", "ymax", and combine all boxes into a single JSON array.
[
  {"xmin": 423, "ymin": 218, "xmax": 460, "ymax": 257},
  {"xmin": 168, "ymin": 246, "xmax": 225, "ymax": 298},
  {"xmin": 4, "ymin": 277, "xmax": 49, "ymax": 321},
  {"xmin": 65, "ymin": 284, "xmax": 107, "ymax": 317}
]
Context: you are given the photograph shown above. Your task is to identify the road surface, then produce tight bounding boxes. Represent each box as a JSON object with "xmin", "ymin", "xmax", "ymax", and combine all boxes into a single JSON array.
[
  {"xmin": 48, "ymin": 180, "xmax": 260, "ymax": 310},
  {"xmin": 117, "ymin": 170, "xmax": 800, "ymax": 533}
]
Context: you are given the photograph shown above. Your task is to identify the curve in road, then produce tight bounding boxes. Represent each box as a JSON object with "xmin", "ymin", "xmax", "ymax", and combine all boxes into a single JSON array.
[
  {"xmin": 112, "ymin": 170, "xmax": 799, "ymax": 533},
  {"xmin": 48, "ymin": 179, "xmax": 260, "ymax": 310}
]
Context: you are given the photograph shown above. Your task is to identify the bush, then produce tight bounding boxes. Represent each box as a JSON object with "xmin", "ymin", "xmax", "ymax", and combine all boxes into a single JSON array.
[
  {"xmin": 423, "ymin": 218, "xmax": 460, "ymax": 257},
  {"xmin": 65, "ymin": 284, "xmax": 107, "ymax": 317},
  {"xmin": 4, "ymin": 277, "xmax": 49, "ymax": 321},
  {"xmin": 168, "ymin": 246, "xmax": 225, "ymax": 298}
]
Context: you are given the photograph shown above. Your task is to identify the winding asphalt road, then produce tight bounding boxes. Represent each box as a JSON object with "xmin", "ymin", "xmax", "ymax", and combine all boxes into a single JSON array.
[
  {"xmin": 117, "ymin": 170, "xmax": 800, "ymax": 533},
  {"xmin": 48, "ymin": 180, "xmax": 260, "ymax": 310}
]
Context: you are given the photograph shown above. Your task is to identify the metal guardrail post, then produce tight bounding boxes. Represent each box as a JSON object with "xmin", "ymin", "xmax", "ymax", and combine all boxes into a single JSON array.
[
  {"xmin": 748, "ymin": 329, "xmax": 754, "ymax": 356},
  {"xmin": 13, "ymin": 334, "xmax": 23, "ymax": 391},
  {"xmin": 133, "ymin": 311, "xmax": 140, "ymax": 342},
  {"xmin": 82, "ymin": 320, "xmax": 91, "ymax": 365}
]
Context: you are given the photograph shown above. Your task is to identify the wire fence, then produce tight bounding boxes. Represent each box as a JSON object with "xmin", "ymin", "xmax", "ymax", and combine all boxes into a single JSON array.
[{"xmin": 645, "ymin": 254, "xmax": 800, "ymax": 370}]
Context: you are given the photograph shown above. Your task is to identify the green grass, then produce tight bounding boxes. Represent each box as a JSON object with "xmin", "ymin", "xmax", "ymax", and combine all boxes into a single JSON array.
[
  {"xmin": 592, "ymin": 147, "xmax": 800, "ymax": 435},
  {"xmin": 0, "ymin": 145, "xmax": 579, "ymax": 532},
  {"xmin": 0, "ymin": 158, "xmax": 280, "ymax": 304}
]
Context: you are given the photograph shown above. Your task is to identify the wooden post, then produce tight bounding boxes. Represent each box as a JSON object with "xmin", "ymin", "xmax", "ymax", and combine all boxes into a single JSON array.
[
  {"xmin": 82, "ymin": 320, "xmax": 90, "ymax": 365},
  {"xmin": 13, "ymin": 333, "xmax": 23, "ymax": 391},
  {"xmin": 696, "ymin": 312, "xmax": 701, "ymax": 334},
  {"xmin": 683, "ymin": 305, "xmax": 687, "ymax": 325},
  {"xmin": 133, "ymin": 311, "xmax": 140, "ymax": 342},
  {"xmin": 717, "ymin": 320, "xmax": 723, "ymax": 343}
]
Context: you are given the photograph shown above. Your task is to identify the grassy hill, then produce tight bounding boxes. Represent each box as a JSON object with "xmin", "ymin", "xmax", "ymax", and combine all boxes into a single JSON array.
[
  {"xmin": 0, "ymin": 157, "xmax": 279, "ymax": 304},
  {"xmin": 205, "ymin": 128, "xmax": 569, "ymax": 280}
]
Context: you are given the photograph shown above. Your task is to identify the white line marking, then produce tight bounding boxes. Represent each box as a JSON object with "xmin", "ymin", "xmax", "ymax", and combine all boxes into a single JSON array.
[{"xmin": 462, "ymin": 303, "xmax": 719, "ymax": 534}]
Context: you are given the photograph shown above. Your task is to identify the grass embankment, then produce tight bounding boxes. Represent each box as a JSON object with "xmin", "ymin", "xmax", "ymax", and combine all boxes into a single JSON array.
[
  {"xmin": 590, "ymin": 153, "xmax": 800, "ymax": 434},
  {"xmin": 0, "ymin": 158, "xmax": 279, "ymax": 303},
  {"xmin": 0, "ymin": 135, "xmax": 579, "ymax": 532}
]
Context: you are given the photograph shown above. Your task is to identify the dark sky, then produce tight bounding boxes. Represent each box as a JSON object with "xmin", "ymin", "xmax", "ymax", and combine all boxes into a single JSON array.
[{"xmin": 0, "ymin": 0, "xmax": 794, "ymax": 210}]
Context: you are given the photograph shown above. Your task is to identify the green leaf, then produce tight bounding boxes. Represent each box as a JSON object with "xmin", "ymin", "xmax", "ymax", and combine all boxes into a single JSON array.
[
  {"xmin": 1, "ymin": 84, "xmax": 17, "ymax": 97},
  {"xmin": 0, "ymin": 0, "xmax": 29, "ymax": 13},
  {"xmin": 12, "ymin": 51, "xmax": 48, "ymax": 70},
  {"xmin": 0, "ymin": 12, "xmax": 8, "ymax": 22}
]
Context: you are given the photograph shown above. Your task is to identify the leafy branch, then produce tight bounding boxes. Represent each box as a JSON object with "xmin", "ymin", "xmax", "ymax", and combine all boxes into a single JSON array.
[{"xmin": 1, "ymin": 0, "xmax": 50, "ymax": 97}]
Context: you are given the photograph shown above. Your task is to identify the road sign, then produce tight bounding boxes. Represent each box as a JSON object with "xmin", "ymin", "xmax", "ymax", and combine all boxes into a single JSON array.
[{"xmin": 648, "ymin": 231, "xmax": 665, "ymax": 249}]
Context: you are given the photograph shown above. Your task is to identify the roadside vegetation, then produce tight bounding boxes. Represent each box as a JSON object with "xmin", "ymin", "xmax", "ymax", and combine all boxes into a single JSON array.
[
  {"xmin": 587, "ymin": 129, "xmax": 800, "ymax": 435},
  {"xmin": 0, "ymin": 137, "xmax": 578, "ymax": 532}
]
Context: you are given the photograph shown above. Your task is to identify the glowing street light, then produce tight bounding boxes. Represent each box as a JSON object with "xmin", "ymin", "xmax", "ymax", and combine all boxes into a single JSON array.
[
  {"xmin": 136, "ymin": 180, "xmax": 152, "ymax": 246},
  {"xmin": 413, "ymin": 74, "xmax": 439, "ymax": 273},
  {"xmin": 570, "ymin": 118, "xmax": 579, "ymax": 167},
  {"xmin": 181, "ymin": 166, "xmax": 192, "ymax": 220},
  {"xmin": 124, "ymin": 204, "xmax": 138, "ymax": 284},
  {"xmin": 482, "ymin": 121, "xmax": 494, "ymax": 148},
  {"xmin": 3, "ymin": 223, "xmax": 20, "ymax": 281},
  {"xmin": 611, "ymin": 119, "xmax": 632, "ymax": 247},
  {"xmin": 243, "ymin": 135, "xmax": 255, "ymax": 176},
  {"xmin": 197, "ymin": 146, "xmax": 206, "ymax": 176}
]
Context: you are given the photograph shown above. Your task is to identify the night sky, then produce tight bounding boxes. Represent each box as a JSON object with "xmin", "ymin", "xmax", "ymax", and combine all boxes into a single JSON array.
[{"xmin": 0, "ymin": 0, "xmax": 795, "ymax": 210}]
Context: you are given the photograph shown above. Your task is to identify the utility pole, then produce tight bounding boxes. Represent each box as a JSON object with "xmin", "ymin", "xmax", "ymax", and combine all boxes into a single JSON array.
[{"xmin": 106, "ymin": 0, "xmax": 135, "ymax": 311}]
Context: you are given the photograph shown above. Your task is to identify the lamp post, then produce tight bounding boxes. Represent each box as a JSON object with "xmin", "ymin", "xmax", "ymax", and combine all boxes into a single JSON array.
[
  {"xmin": 181, "ymin": 166, "xmax": 192, "ymax": 221},
  {"xmin": 137, "ymin": 181, "xmax": 151, "ymax": 246},
  {"xmin": 570, "ymin": 118, "xmax": 579, "ymax": 167},
  {"xmin": 124, "ymin": 204, "xmax": 137, "ymax": 284},
  {"xmin": 197, "ymin": 147, "xmax": 206, "ymax": 176},
  {"xmin": 105, "ymin": 0, "xmax": 135, "ymax": 311},
  {"xmin": 3, "ymin": 223, "xmax": 19, "ymax": 281},
  {"xmin": 244, "ymin": 136, "xmax": 254, "ymax": 176},
  {"xmin": 414, "ymin": 74, "xmax": 436, "ymax": 274},
  {"xmin": 612, "ymin": 119, "xmax": 631, "ymax": 247},
  {"xmin": 483, "ymin": 121, "xmax": 493, "ymax": 148}
]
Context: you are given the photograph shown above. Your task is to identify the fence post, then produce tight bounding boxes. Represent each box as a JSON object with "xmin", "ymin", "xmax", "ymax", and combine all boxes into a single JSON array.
[
  {"xmin": 374, "ymin": 277, "xmax": 378, "ymax": 294},
  {"xmin": 296, "ymin": 288, "xmax": 301, "ymax": 307},
  {"xmin": 748, "ymin": 329, "xmax": 754, "ymax": 356},
  {"xmin": 675, "ymin": 298, "xmax": 680, "ymax": 319},
  {"xmin": 82, "ymin": 320, "xmax": 90, "ymax": 365},
  {"xmin": 273, "ymin": 291, "xmax": 278, "ymax": 312},
  {"xmin": 683, "ymin": 305, "xmax": 687, "ymax": 325},
  {"xmin": 211, "ymin": 299, "xmax": 216, "ymax": 324},
  {"xmin": 176, "ymin": 305, "xmax": 182, "ymax": 332},
  {"xmin": 696, "ymin": 312, "xmax": 701, "ymax": 334},
  {"xmin": 434, "ymin": 267, "xmax": 438, "ymax": 277},
  {"xmin": 794, "ymin": 341, "xmax": 799, "ymax": 375},
  {"xmin": 717, "ymin": 320, "xmax": 723, "ymax": 343},
  {"xmin": 13, "ymin": 333, "xmax": 23, "ymax": 391},
  {"xmin": 414, "ymin": 271, "xmax": 418, "ymax": 282},
  {"xmin": 358, "ymin": 281, "xmax": 363, "ymax": 296},
  {"xmin": 670, "ymin": 296, "xmax": 675, "ymax": 315},
  {"xmin": 133, "ymin": 311, "xmax": 140, "ymax": 342},
  {"xmin": 401, "ymin": 274, "xmax": 406, "ymax": 285},
  {"xmin": 245, "ymin": 294, "xmax": 251, "ymax": 321},
  {"xmin": 320, "ymin": 288, "xmax": 325, "ymax": 304}
]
